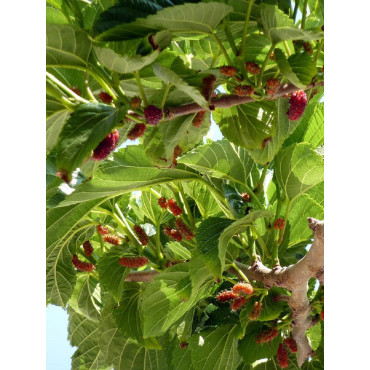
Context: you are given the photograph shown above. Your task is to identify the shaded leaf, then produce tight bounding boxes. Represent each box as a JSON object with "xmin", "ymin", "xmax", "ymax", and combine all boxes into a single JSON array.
[{"xmin": 46, "ymin": 109, "xmax": 71, "ymax": 154}]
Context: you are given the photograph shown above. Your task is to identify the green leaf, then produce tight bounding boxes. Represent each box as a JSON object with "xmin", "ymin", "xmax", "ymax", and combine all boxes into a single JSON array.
[
  {"xmin": 302, "ymin": 103, "xmax": 324, "ymax": 148},
  {"xmin": 274, "ymin": 49, "xmax": 317, "ymax": 88},
  {"xmin": 213, "ymin": 101, "xmax": 276, "ymax": 150},
  {"xmin": 46, "ymin": 109, "xmax": 71, "ymax": 154},
  {"xmin": 188, "ymin": 252, "xmax": 214, "ymax": 293},
  {"xmin": 153, "ymin": 64, "xmax": 208, "ymax": 108},
  {"xmin": 238, "ymin": 322, "xmax": 280, "ymax": 365},
  {"xmin": 94, "ymin": 46, "xmax": 160, "ymax": 74},
  {"xmin": 140, "ymin": 191, "xmax": 167, "ymax": 225},
  {"xmin": 218, "ymin": 211, "xmax": 274, "ymax": 272},
  {"xmin": 188, "ymin": 324, "xmax": 240, "ymax": 370},
  {"xmin": 96, "ymin": 245, "xmax": 130, "ymax": 302},
  {"xmin": 99, "ymin": 300, "xmax": 166, "ymax": 370},
  {"xmin": 165, "ymin": 241, "xmax": 192, "ymax": 260},
  {"xmin": 275, "ymin": 143, "xmax": 324, "ymax": 201},
  {"xmin": 178, "ymin": 139, "xmax": 255, "ymax": 186},
  {"xmin": 141, "ymin": 263, "xmax": 208, "ymax": 337},
  {"xmin": 46, "ymin": 24, "xmax": 92, "ymax": 68},
  {"xmin": 69, "ymin": 273, "xmax": 102, "ymax": 322},
  {"xmin": 243, "ymin": 35, "xmax": 272, "ymax": 64},
  {"xmin": 46, "ymin": 6, "xmax": 68, "ymax": 24},
  {"xmin": 58, "ymin": 145, "xmax": 201, "ymax": 205},
  {"xmin": 55, "ymin": 103, "xmax": 127, "ymax": 182},
  {"xmin": 307, "ymin": 322, "xmax": 322, "ymax": 352},
  {"xmin": 196, "ymin": 217, "xmax": 234, "ymax": 278},
  {"xmin": 169, "ymin": 339, "xmax": 194, "ymax": 370}
]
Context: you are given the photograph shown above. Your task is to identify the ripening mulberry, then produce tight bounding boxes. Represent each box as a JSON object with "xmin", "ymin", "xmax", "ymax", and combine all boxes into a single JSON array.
[
  {"xmin": 320, "ymin": 309, "xmax": 324, "ymax": 321},
  {"xmin": 103, "ymin": 234, "xmax": 121, "ymax": 246},
  {"xmin": 179, "ymin": 342, "xmax": 188, "ymax": 349},
  {"xmin": 119, "ymin": 256, "xmax": 148, "ymax": 268},
  {"xmin": 192, "ymin": 111, "xmax": 206, "ymax": 127},
  {"xmin": 130, "ymin": 97, "xmax": 142, "ymax": 108},
  {"xmin": 92, "ymin": 130, "xmax": 120, "ymax": 160},
  {"xmin": 220, "ymin": 66, "xmax": 237, "ymax": 77},
  {"xmin": 245, "ymin": 62, "xmax": 261, "ymax": 75},
  {"xmin": 234, "ymin": 85, "xmax": 254, "ymax": 96},
  {"xmin": 249, "ymin": 302, "xmax": 263, "ymax": 320},
  {"xmin": 97, "ymin": 225, "xmax": 109, "ymax": 235},
  {"xmin": 99, "ymin": 92, "xmax": 113, "ymax": 104},
  {"xmin": 265, "ymin": 78, "xmax": 280, "ymax": 96},
  {"xmin": 158, "ymin": 197, "xmax": 168, "ymax": 209},
  {"xmin": 175, "ymin": 219, "xmax": 195, "ymax": 240},
  {"xmin": 231, "ymin": 296, "xmax": 247, "ymax": 311},
  {"xmin": 127, "ymin": 123, "xmax": 146, "ymax": 140},
  {"xmin": 83, "ymin": 240, "xmax": 94, "ymax": 257},
  {"xmin": 274, "ymin": 218, "xmax": 285, "ymax": 230},
  {"xmin": 286, "ymin": 90, "xmax": 307, "ymax": 121},
  {"xmin": 241, "ymin": 193, "xmax": 250, "ymax": 202},
  {"xmin": 72, "ymin": 254, "xmax": 95, "ymax": 272},
  {"xmin": 284, "ymin": 338, "xmax": 298, "ymax": 353},
  {"xmin": 256, "ymin": 328, "xmax": 279, "ymax": 344},
  {"xmin": 144, "ymin": 105, "xmax": 163, "ymax": 125},
  {"xmin": 167, "ymin": 199, "xmax": 183, "ymax": 216},
  {"xmin": 277, "ymin": 343, "xmax": 289, "ymax": 368},
  {"xmin": 232, "ymin": 282, "xmax": 254, "ymax": 296},
  {"xmin": 133, "ymin": 225, "xmax": 149, "ymax": 246},
  {"xmin": 303, "ymin": 41, "xmax": 313, "ymax": 55},
  {"xmin": 217, "ymin": 290, "xmax": 238, "ymax": 302},
  {"xmin": 164, "ymin": 227, "xmax": 183, "ymax": 241}
]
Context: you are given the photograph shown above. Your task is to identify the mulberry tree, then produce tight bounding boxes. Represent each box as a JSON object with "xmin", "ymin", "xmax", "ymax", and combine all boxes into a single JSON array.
[{"xmin": 46, "ymin": 0, "xmax": 324, "ymax": 369}]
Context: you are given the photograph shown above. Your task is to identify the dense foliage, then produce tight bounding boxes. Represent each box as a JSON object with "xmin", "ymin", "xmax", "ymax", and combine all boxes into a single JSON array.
[{"xmin": 46, "ymin": 0, "xmax": 324, "ymax": 369}]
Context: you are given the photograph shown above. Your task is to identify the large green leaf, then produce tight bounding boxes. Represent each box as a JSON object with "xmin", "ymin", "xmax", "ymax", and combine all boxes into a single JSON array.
[
  {"xmin": 274, "ymin": 49, "xmax": 317, "ymax": 89},
  {"xmin": 96, "ymin": 245, "xmax": 130, "ymax": 302},
  {"xmin": 46, "ymin": 109, "xmax": 71, "ymax": 154},
  {"xmin": 188, "ymin": 324, "xmax": 240, "ymax": 370},
  {"xmin": 275, "ymin": 143, "xmax": 324, "ymax": 201},
  {"xmin": 164, "ymin": 241, "xmax": 192, "ymax": 261},
  {"xmin": 99, "ymin": 300, "xmax": 166, "ymax": 370},
  {"xmin": 55, "ymin": 103, "xmax": 127, "ymax": 182},
  {"xmin": 196, "ymin": 217, "xmax": 234, "ymax": 278},
  {"xmin": 69, "ymin": 273, "xmax": 102, "ymax": 322},
  {"xmin": 213, "ymin": 101, "xmax": 276, "ymax": 150},
  {"xmin": 169, "ymin": 339, "xmax": 194, "ymax": 370},
  {"xmin": 58, "ymin": 146, "xmax": 201, "ymax": 205},
  {"xmin": 141, "ymin": 263, "xmax": 208, "ymax": 337},
  {"xmin": 46, "ymin": 24, "xmax": 92, "ymax": 68}
]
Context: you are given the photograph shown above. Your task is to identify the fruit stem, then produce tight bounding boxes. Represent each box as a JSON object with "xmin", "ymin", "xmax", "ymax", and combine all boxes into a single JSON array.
[
  {"xmin": 156, "ymin": 213, "xmax": 165, "ymax": 262},
  {"xmin": 257, "ymin": 44, "xmax": 276, "ymax": 88},
  {"xmin": 254, "ymin": 163, "xmax": 269, "ymax": 195},
  {"xmin": 126, "ymin": 114, "xmax": 146, "ymax": 124},
  {"xmin": 160, "ymin": 83, "xmax": 172, "ymax": 110},
  {"xmin": 133, "ymin": 71, "xmax": 148, "ymax": 107},
  {"xmin": 278, "ymin": 200, "xmax": 292, "ymax": 245},
  {"xmin": 177, "ymin": 182, "xmax": 196, "ymax": 230},
  {"xmin": 223, "ymin": 275, "xmax": 237, "ymax": 285},
  {"xmin": 83, "ymin": 72, "xmax": 98, "ymax": 102},
  {"xmin": 222, "ymin": 18, "xmax": 238, "ymax": 56},
  {"xmin": 251, "ymin": 224, "xmax": 271, "ymax": 258},
  {"xmin": 210, "ymin": 32, "xmax": 233, "ymax": 66},
  {"xmin": 301, "ymin": 0, "xmax": 309, "ymax": 29},
  {"xmin": 97, "ymin": 231, "xmax": 106, "ymax": 253},
  {"xmin": 283, "ymin": 41, "xmax": 292, "ymax": 56},
  {"xmin": 46, "ymin": 82, "xmax": 76, "ymax": 110},
  {"xmin": 231, "ymin": 262, "xmax": 250, "ymax": 283},
  {"xmin": 239, "ymin": 0, "xmax": 255, "ymax": 61},
  {"xmin": 111, "ymin": 72, "xmax": 130, "ymax": 105},
  {"xmin": 313, "ymin": 39, "xmax": 324, "ymax": 65}
]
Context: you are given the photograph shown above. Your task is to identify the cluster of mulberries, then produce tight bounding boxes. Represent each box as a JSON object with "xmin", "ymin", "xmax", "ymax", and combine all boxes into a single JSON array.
[
  {"xmin": 127, "ymin": 123, "xmax": 146, "ymax": 140},
  {"xmin": 72, "ymin": 254, "xmax": 95, "ymax": 272},
  {"xmin": 241, "ymin": 193, "xmax": 250, "ymax": 202},
  {"xmin": 286, "ymin": 90, "xmax": 307, "ymax": 121},
  {"xmin": 164, "ymin": 227, "xmax": 183, "ymax": 241},
  {"xmin": 99, "ymin": 92, "xmax": 113, "ymax": 104},
  {"xmin": 277, "ymin": 343, "xmax": 289, "ymax": 368},
  {"xmin": 217, "ymin": 281, "xmax": 254, "ymax": 311},
  {"xmin": 245, "ymin": 62, "xmax": 261, "ymax": 75},
  {"xmin": 274, "ymin": 218, "xmax": 285, "ymax": 230},
  {"xmin": 192, "ymin": 111, "xmax": 206, "ymax": 127},
  {"xmin": 232, "ymin": 282, "xmax": 254, "ymax": 295},
  {"xmin": 265, "ymin": 78, "xmax": 280, "ymax": 96},
  {"xmin": 83, "ymin": 240, "xmax": 94, "ymax": 257},
  {"xmin": 167, "ymin": 199, "xmax": 183, "ymax": 216},
  {"xmin": 256, "ymin": 328, "xmax": 279, "ymax": 344},
  {"xmin": 130, "ymin": 97, "xmax": 142, "ymax": 108},
  {"xmin": 92, "ymin": 130, "xmax": 120, "ymax": 160},
  {"xmin": 220, "ymin": 66, "xmax": 237, "ymax": 77},
  {"xmin": 175, "ymin": 219, "xmax": 195, "ymax": 240},
  {"xmin": 144, "ymin": 105, "xmax": 163, "ymax": 125},
  {"xmin": 249, "ymin": 302, "xmax": 263, "ymax": 320},
  {"xmin": 103, "ymin": 234, "xmax": 121, "ymax": 246},
  {"xmin": 97, "ymin": 225, "xmax": 109, "ymax": 235},
  {"xmin": 118, "ymin": 256, "xmax": 148, "ymax": 268},
  {"xmin": 234, "ymin": 85, "xmax": 254, "ymax": 96},
  {"xmin": 133, "ymin": 225, "xmax": 149, "ymax": 246}
]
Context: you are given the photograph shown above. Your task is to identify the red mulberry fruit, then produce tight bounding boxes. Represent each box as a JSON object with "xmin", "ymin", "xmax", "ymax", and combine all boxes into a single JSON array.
[
  {"xmin": 98, "ymin": 92, "xmax": 113, "ymax": 104},
  {"xmin": 179, "ymin": 341, "xmax": 188, "ymax": 349},
  {"xmin": 303, "ymin": 42, "xmax": 313, "ymax": 55},
  {"xmin": 119, "ymin": 256, "xmax": 148, "ymax": 268},
  {"xmin": 167, "ymin": 199, "xmax": 183, "ymax": 216},
  {"xmin": 158, "ymin": 197, "xmax": 168, "ymax": 209},
  {"xmin": 175, "ymin": 219, "xmax": 194, "ymax": 240},
  {"xmin": 232, "ymin": 282, "xmax": 254, "ymax": 296},
  {"xmin": 277, "ymin": 343, "xmax": 289, "ymax": 368},
  {"xmin": 231, "ymin": 296, "xmax": 247, "ymax": 311},
  {"xmin": 234, "ymin": 85, "xmax": 254, "ymax": 96},
  {"xmin": 274, "ymin": 218, "xmax": 285, "ymax": 230},
  {"xmin": 241, "ymin": 193, "xmax": 250, "ymax": 202},
  {"xmin": 286, "ymin": 90, "xmax": 307, "ymax": 121},
  {"xmin": 245, "ymin": 62, "xmax": 261, "ymax": 75},
  {"xmin": 133, "ymin": 225, "xmax": 149, "ymax": 246},
  {"xmin": 192, "ymin": 111, "xmax": 206, "ymax": 127},
  {"xmin": 265, "ymin": 78, "xmax": 280, "ymax": 96},
  {"xmin": 220, "ymin": 66, "xmax": 237, "ymax": 77},
  {"xmin": 127, "ymin": 123, "xmax": 146, "ymax": 140},
  {"xmin": 103, "ymin": 234, "xmax": 121, "ymax": 246},
  {"xmin": 320, "ymin": 309, "xmax": 324, "ymax": 321},
  {"xmin": 249, "ymin": 302, "xmax": 263, "ymax": 320},
  {"xmin": 97, "ymin": 225, "xmax": 109, "ymax": 236},
  {"xmin": 256, "ymin": 328, "xmax": 279, "ymax": 344},
  {"xmin": 83, "ymin": 240, "xmax": 94, "ymax": 257},
  {"xmin": 164, "ymin": 227, "xmax": 183, "ymax": 241},
  {"xmin": 284, "ymin": 338, "xmax": 298, "ymax": 353},
  {"xmin": 92, "ymin": 130, "xmax": 120, "ymax": 160},
  {"xmin": 130, "ymin": 97, "xmax": 142, "ymax": 108},
  {"xmin": 144, "ymin": 105, "xmax": 163, "ymax": 125},
  {"xmin": 72, "ymin": 254, "xmax": 95, "ymax": 272},
  {"xmin": 217, "ymin": 290, "xmax": 238, "ymax": 302}
]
